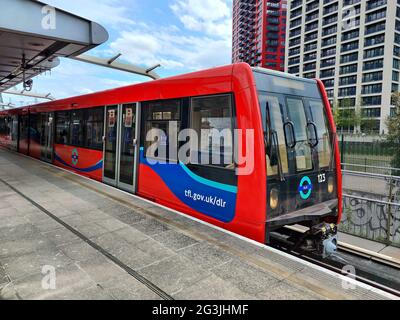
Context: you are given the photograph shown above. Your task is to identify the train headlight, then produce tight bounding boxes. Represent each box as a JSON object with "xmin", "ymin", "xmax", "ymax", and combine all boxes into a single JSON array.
[
  {"xmin": 328, "ymin": 177, "xmax": 335, "ymax": 194},
  {"xmin": 270, "ymin": 189, "xmax": 279, "ymax": 210}
]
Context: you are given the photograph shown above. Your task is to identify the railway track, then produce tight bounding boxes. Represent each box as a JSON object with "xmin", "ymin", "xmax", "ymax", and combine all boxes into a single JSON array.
[
  {"xmin": 338, "ymin": 242, "xmax": 400, "ymax": 270},
  {"xmin": 271, "ymin": 226, "xmax": 400, "ymax": 298},
  {"xmin": 271, "ymin": 244, "xmax": 400, "ymax": 298}
]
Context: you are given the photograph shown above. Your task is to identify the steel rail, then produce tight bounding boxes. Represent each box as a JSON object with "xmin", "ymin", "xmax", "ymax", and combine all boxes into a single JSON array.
[
  {"xmin": 285, "ymin": 225, "xmax": 400, "ymax": 270},
  {"xmin": 282, "ymin": 247, "xmax": 400, "ymax": 298},
  {"xmin": 337, "ymin": 242, "xmax": 400, "ymax": 270}
]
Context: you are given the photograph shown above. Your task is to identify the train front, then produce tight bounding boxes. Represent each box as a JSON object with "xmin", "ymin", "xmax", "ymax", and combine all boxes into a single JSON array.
[{"xmin": 253, "ymin": 68, "xmax": 342, "ymax": 258}]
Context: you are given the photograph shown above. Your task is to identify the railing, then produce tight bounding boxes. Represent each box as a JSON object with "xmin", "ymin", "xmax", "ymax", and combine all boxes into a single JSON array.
[
  {"xmin": 340, "ymin": 170, "xmax": 400, "ymax": 247},
  {"xmin": 342, "ymin": 163, "xmax": 400, "ymax": 176},
  {"xmin": 335, "ymin": 134, "xmax": 400, "ymax": 245},
  {"xmin": 341, "ymin": 194, "xmax": 400, "ymax": 247},
  {"xmin": 338, "ymin": 134, "xmax": 394, "ymax": 174}
]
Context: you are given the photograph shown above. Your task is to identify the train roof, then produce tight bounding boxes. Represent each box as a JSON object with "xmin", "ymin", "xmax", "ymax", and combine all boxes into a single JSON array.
[
  {"xmin": 251, "ymin": 67, "xmax": 317, "ymax": 84},
  {"xmin": 1, "ymin": 63, "xmax": 319, "ymax": 115},
  {"xmin": 0, "ymin": 63, "xmax": 241, "ymax": 114}
]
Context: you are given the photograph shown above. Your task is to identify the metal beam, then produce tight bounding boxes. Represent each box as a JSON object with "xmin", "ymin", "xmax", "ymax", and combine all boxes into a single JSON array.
[
  {"xmin": 3, "ymin": 89, "xmax": 55, "ymax": 101},
  {"xmin": 0, "ymin": 0, "xmax": 109, "ymax": 92},
  {"xmin": 0, "ymin": 103, "xmax": 15, "ymax": 110},
  {"xmin": 0, "ymin": 0, "xmax": 109, "ymax": 47},
  {"xmin": 71, "ymin": 54, "xmax": 161, "ymax": 80}
]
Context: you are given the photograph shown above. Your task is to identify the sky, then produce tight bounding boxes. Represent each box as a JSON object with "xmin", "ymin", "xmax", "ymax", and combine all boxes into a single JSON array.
[{"xmin": 2, "ymin": 0, "xmax": 233, "ymax": 106}]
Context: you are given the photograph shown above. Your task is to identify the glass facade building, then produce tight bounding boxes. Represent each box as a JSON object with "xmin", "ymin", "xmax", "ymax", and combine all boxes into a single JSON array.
[{"xmin": 285, "ymin": 0, "xmax": 399, "ymax": 134}]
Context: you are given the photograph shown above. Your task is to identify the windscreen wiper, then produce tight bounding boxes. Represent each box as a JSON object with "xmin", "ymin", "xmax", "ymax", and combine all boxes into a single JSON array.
[{"xmin": 271, "ymin": 129, "xmax": 285, "ymax": 182}]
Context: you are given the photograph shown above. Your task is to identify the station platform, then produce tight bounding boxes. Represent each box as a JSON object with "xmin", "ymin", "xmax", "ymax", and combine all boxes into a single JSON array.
[{"xmin": 0, "ymin": 148, "xmax": 397, "ymax": 300}]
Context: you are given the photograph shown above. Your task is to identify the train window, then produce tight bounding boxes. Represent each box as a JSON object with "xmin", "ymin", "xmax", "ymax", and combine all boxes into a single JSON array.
[
  {"xmin": 85, "ymin": 108, "xmax": 104, "ymax": 150},
  {"xmin": 190, "ymin": 95, "xmax": 234, "ymax": 169},
  {"xmin": 29, "ymin": 114, "xmax": 40, "ymax": 145},
  {"xmin": 7, "ymin": 117, "xmax": 12, "ymax": 136},
  {"xmin": 259, "ymin": 94, "xmax": 289, "ymax": 177},
  {"xmin": 143, "ymin": 99, "xmax": 181, "ymax": 162},
  {"xmin": 308, "ymin": 100, "xmax": 332, "ymax": 168},
  {"xmin": 10, "ymin": 116, "xmax": 18, "ymax": 149},
  {"xmin": 70, "ymin": 110, "xmax": 85, "ymax": 146},
  {"xmin": 286, "ymin": 97, "xmax": 313, "ymax": 172},
  {"xmin": 19, "ymin": 115, "xmax": 29, "ymax": 140},
  {"xmin": 0, "ymin": 117, "xmax": 7, "ymax": 135},
  {"xmin": 55, "ymin": 111, "xmax": 71, "ymax": 145}
]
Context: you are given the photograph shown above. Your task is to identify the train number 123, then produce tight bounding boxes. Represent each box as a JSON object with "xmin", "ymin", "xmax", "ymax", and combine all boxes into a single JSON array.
[{"xmin": 318, "ymin": 173, "xmax": 326, "ymax": 184}]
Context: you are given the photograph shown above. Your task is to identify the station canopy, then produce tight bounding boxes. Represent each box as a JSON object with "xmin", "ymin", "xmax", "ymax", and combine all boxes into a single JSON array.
[{"xmin": 0, "ymin": 0, "xmax": 109, "ymax": 92}]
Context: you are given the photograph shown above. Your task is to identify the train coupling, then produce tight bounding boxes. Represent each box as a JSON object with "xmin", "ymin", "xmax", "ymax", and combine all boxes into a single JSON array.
[
  {"xmin": 310, "ymin": 223, "xmax": 338, "ymax": 258},
  {"xmin": 270, "ymin": 223, "xmax": 338, "ymax": 259}
]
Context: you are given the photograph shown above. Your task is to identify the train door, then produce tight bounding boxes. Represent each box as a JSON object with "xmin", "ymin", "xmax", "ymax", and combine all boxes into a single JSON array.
[
  {"xmin": 262, "ymin": 93, "xmax": 322, "ymax": 219},
  {"xmin": 40, "ymin": 113, "xmax": 54, "ymax": 163},
  {"xmin": 10, "ymin": 115, "xmax": 19, "ymax": 152},
  {"xmin": 103, "ymin": 103, "xmax": 140, "ymax": 193},
  {"xmin": 264, "ymin": 93, "xmax": 328, "ymax": 221},
  {"xmin": 18, "ymin": 114, "xmax": 29, "ymax": 155}
]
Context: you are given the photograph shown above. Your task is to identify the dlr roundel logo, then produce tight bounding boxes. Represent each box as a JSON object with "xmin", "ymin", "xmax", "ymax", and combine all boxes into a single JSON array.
[
  {"xmin": 298, "ymin": 176, "xmax": 313, "ymax": 200},
  {"xmin": 71, "ymin": 149, "xmax": 79, "ymax": 166}
]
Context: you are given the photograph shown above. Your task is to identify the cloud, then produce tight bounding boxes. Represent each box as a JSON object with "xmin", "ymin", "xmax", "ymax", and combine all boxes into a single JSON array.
[
  {"xmin": 101, "ymin": 79, "xmax": 140, "ymax": 87},
  {"xmin": 5, "ymin": 0, "xmax": 234, "ymax": 105},
  {"xmin": 109, "ymin": 29, "xmax": 231, "ymax": 71},
  {"xmin": 109, "ymin": 0, "xmax": 233, "ymax": 72},
  {"xmin": 170, "ymin": 0, "xmax": 232, "ymax": 38},
  {"xmin": 42, "ymin": 0, "xmax": 136, "ymax": 27},
  {"xmin": 2, "ymin": 58, "xmax": 146, "ymax": 106}
]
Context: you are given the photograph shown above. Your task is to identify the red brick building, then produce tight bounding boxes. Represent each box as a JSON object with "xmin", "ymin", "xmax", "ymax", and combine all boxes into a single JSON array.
[{"xmin": 232, "ymin": 0, "xmax": 287, "ymax": 71}]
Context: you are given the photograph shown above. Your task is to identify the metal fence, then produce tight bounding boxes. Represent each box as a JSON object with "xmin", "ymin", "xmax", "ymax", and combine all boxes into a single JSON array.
[
  {"xmin": 337, "ymin": 134, "xmax": 400, "ymax": 245},
  {"xmin": 342, "ymin": 163, "xmax": 400, "ymax": 176},
  {"xmin": 341, "ymin": 158, "xmax": 396, "ymax": 174},
  {"xmin": 339, "ymin": 134, "xmax": 395, "ymax": 174},
  {"xmin": 339, "ymin": 135, "xmax": 392, "ymax": 157},
  {"xmin": 340, "ymin": 169, "xmax": 400, "ymax": 247}
]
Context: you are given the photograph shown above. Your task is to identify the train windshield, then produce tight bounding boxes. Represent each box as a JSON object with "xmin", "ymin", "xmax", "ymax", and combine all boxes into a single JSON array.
[{"xmin": 253, "ymin": 70, "xmax": 334, "ymax": 179}]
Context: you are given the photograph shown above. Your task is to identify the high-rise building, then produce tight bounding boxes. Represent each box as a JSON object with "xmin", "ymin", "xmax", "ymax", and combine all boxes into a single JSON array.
[
  {"xmin": 285, "ymin": 0, "xmax": 398, "ymax": 134},
  {"xmin": 232, "ymin": 0, "xmax": 287, "ymax": 71}
]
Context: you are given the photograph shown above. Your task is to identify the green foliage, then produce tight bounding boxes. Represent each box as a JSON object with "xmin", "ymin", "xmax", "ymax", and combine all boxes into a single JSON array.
[
  {"xmin": 385, "ymin": 93, "xmax": 400, "ymax": 170},
  {"xmin": 332, "ymin": 98, "xmax": 361, "ymax": 133}
]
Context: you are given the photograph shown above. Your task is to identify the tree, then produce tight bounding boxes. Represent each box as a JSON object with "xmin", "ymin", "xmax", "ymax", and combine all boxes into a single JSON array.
[
  {"xmin": 332, "ymin": 100, "xmax": 348, "ymax": 133},
  {"xmin": 332, "ymin": 100, "xmax": 343, "ymax": 131},
  {"xmin": 386, "ymin": 92, "xmax": 400, "ymax": 170},
  {"xmin": 332, "ymin": 98, "xmax": 361, "ymax": 134}
]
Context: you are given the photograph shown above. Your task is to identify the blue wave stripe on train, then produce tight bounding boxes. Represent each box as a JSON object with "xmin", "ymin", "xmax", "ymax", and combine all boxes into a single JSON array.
[
  {"xmin": 140, "ymin": 148, "xmax": 237, "ymax": 223},
  {"xmin": 54, "ymin": 153, "xmax": 103, "ymax": 173}
]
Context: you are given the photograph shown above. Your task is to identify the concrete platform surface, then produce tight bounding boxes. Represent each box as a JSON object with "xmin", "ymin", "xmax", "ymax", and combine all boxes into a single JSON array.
[{"xmin": 0, "ymin": 148, "xmax": 396, "ymax": 300}]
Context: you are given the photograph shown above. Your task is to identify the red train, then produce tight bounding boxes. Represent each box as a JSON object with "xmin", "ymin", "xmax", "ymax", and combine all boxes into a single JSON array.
[{"xmin": 0, "ymin": 63, "xmax": 342, "ymax": 256}]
